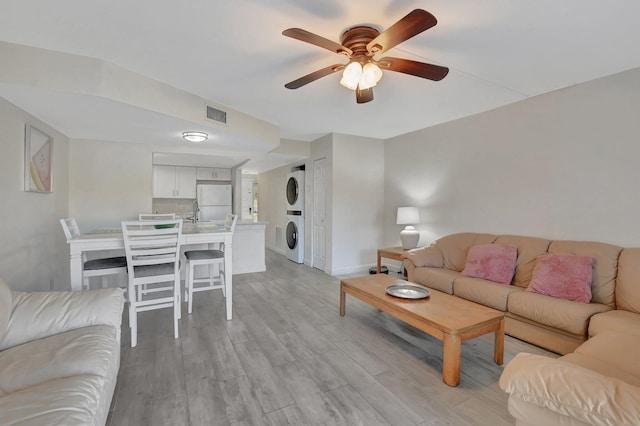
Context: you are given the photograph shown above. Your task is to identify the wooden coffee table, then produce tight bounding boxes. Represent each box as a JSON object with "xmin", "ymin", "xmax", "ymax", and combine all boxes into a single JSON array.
[{"xmin": 339, "ymin": 274, "xmax": 504, "ymax": 386}]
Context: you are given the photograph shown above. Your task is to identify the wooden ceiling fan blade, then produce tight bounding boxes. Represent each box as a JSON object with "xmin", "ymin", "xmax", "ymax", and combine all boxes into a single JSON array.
[
  {"xmin": 285, "ymin": 64, "xmax": 345, "ymax": 89},
  {"xmin": 356, "ymin": 87, "xmax": 374, "ymax": 104},
  {"xmin": 283, "ymin": 28, "xmax": 352, "ymax": 56},
  {"xmin": 379, "ymin": 57, "xmax": 449, "ymax": 81},
  {"xmin": 367, "ymin": 9, "xmax": 437, "ymax": 56}
]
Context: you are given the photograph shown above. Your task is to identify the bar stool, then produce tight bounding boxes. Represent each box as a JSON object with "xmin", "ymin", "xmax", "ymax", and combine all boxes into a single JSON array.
[
  {"xmin": 121, "ymin": 219, "xmax": 183, "ymax": 347},
  {"xmin": 184, "ymin": 214, "xmax": 237, "ymax": 314},
  {"xmin": 60, "ymin": 218, "xmax": 127, "ymax": 291}
]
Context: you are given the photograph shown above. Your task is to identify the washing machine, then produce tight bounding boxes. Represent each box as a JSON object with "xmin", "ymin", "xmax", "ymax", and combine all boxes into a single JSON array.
[
  {"xmin": 286, "ymin": 170, "xmax": 304, "ymax": 212},
  {"xmin": 285, "ymin": 212, "xmax": 304, "ymax": 263}
]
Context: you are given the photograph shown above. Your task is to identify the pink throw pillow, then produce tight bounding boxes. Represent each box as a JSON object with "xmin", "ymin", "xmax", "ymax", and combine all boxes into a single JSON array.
[
  {"xmin": 526, "ymin": 254, "xmax": 594, "ymax": 303},
  {"xmin": 461, "ymin": 244, "xmax": 517, "ymax": 285}
]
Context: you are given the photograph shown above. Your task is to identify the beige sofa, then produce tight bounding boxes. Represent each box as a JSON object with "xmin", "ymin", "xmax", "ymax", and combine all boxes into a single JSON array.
[
  {"xmin": 402, "ymin": 233, "xmax": 640, "ymax": 426},
  {"xmin": 0, "ymin": 278, "xmax": 125, "ymax": 425}
]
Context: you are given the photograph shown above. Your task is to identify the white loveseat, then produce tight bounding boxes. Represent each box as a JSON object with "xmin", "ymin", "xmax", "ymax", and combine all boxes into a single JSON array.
[{"xmin": 0, "ymin": 278, "xmax": 124, "ymax": 425}]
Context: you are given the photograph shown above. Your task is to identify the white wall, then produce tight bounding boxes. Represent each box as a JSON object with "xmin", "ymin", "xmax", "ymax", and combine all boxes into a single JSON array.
[
  {"xmin": 0, "ymin": 97, "xmax": 70, "ymax": 291},
  {"xmin": 69, "ymin": 139, "xmax": 152, "ymax": 230},
  {"xmin": 384, "ymin": 67, "xmax": 640, "ymax": 248}
]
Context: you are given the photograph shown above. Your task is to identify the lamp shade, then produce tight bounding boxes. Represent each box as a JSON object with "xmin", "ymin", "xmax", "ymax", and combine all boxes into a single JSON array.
[
  {"xmin": 340, "ymin": 62, "xmax": 363, "ymax": 90},
  {"xmin": 396, "ymin": 207, "xmax": 420, "ymax": 225}
]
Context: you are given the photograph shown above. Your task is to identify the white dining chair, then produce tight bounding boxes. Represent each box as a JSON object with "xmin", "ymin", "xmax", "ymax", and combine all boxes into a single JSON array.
[
  {"xmin": 121, "ymin": 219, "xmax": 183, "ymax": 347},
  {"xmin": 60, "ymin": 218, "xmax": 127, "ymax": 291},
  {"xmin": 184, "ymin": 214, "xmax": 237, "ymax": 314},
  {"xmin": 138, "ymin": 213, "xmax": 176, "ymax": 220}
]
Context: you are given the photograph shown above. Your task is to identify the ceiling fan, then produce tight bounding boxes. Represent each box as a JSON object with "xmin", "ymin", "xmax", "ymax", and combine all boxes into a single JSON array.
[{"xmin": 282, "ymin": 9, "xmax": 449, "ymax": 104}]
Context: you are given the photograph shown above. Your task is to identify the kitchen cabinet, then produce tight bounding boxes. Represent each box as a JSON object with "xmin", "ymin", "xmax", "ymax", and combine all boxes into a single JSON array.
[
  {"xmin": 153, "ymin": 165, "xmax": 196, "ymax": 198},
  {"xmin": 196, "ymin": 167, "xmax": 231, "ymax": 181}
]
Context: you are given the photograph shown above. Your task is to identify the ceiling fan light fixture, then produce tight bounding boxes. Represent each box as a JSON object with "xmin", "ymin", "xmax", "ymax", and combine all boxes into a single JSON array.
[
  {"xmin": 340, "ymin": 62, "xmax": 362, "ymax": 90},
  {"xmin": 359, "ymin": 62, "xmax": 383, "ymax": 90},
  {"xmin": 182, "ymin": 131, "xmax": 208, "ymax": 143}
]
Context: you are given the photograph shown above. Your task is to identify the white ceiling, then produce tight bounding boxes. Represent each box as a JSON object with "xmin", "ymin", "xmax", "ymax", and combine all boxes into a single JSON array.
[{"xmin": 1, "ymin": 1, "xmax": 640, "ymax": 172}]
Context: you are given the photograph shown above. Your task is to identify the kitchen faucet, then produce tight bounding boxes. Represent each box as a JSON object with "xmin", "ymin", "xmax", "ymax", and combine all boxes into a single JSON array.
[{"xmin": 192, "ymin": 199, "xmax": 199, "ymax": 223}]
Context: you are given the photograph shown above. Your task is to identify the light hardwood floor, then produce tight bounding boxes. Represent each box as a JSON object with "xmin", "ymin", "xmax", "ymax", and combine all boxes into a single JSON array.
[{"xmin": 107, "ymin": 249, "xmax": 556, "ymax": 426}]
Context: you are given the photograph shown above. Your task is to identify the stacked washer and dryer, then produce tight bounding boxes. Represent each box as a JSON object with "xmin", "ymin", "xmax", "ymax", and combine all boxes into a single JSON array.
[{"xmin": 285, "ymin": 169, "xmax": 304, "ymax": 263}]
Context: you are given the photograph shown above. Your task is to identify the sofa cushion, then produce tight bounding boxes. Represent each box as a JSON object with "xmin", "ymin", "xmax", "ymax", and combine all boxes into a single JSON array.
[
  {"xmin": 494, "ymin": 235, "xmax": 551, "ymax": 288},
  {"xmin": 616, "ymin": 248, "xmax": 640, "ymax": 313},
  {"xmin": 1, "ymin": 287, "xmax": 124, "ymax": 351},
  {"xmin": 434, "ymin": 233, "xmax": 497, "ymax": 272},
  {"xmin": 461, "ymin": 244, "xmax": 517, "ymax": 284},
  {"xmin": 0, "ymin": 279, "xmax": 11, "ymax": 343},
  {"xmin": 526, "ymin": 254, "xmax": 594, "ymax": 303},
  {"xmin": 411, "ymin": 267, "xmax": 463, "ymax": 294},
  {"xmin": 548, "ymin": 240, "xmax": 622, "ymax": 308},
  {"xmin": 500, "ymin": 353, "xmax": 640, "ymax": 426},
  {"xmin": 588, "ymin": 309, "xmax": 640, "ymax": 338},
  {"xmin": 572, "ymin": 331, "xmax": 640, "ymax": 386},
  {"xmin": 508, "ymin": 290, "xmax": 611, "ymax": 336},
  {"xmin": 0, "ymin": 374, "xmax": 108, "ymax": 426},
  {"xmin": 453, "ymin": 277, "xmax": 523, "ymax": 311},
  {"xmin": 0, "ymin": 325, "xmax": 119, "ymax": 397},
  {"xmin": 561, "ymin": 352, "xmax": 640, "ymax": 388}
]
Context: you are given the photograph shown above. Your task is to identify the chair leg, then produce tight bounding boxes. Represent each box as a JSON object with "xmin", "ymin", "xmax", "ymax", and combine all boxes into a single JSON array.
[
  {"xmin": 129, "ymin": 300, "xmax": 137, "ymax": 347},
  {"xmin": 174, "ymin": 278, "xmax": 180, "ymax": 339},
  {"xmin": 188, "ymin": 262, "xmax": 195, "ymax": 314},
  {"xmin": 83, "ymin": 276, "xmax": 90, "ymax": 291},
  {"xmin": 184, "ymin": 262, "xmax": 190, "ymax": 303},
  {"xmin": 101, "ymin": 275, "xmax": 108, "ymax": 289}
]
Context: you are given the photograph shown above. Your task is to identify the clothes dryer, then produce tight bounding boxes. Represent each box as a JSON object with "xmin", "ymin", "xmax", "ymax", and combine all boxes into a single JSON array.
[
  {"xmin": 286, "ymin": 170, "xmax": 304, "ymax": 212},
  {"xmin": 285, "ymin": 212, "xmax": 304, "ymax": 263}
]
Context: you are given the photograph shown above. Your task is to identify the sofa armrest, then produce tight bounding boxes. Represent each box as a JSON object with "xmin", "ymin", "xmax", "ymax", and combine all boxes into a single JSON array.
[
  {"xmin": 500, "ymin": 353, "xmax": 640, "ymax": 426},
  {"xmin": 0, "ymin": 288, "xmax": 125, "ymax": 351},
  {"xmin": 402, "ymin": 245, "xmax": 444, "ymax": 268}
]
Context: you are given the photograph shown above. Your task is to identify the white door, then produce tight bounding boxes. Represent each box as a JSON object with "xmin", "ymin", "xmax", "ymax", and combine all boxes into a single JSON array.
[{"xmin": 312, "ymin": 158, "xmax": 326, "ymax": 270}]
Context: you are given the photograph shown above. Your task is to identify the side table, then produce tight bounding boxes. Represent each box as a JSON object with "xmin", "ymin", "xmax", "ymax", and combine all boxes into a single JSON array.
[{"xmin": 377, "ymin": 246, "xmax": 410, "ymax": 274}]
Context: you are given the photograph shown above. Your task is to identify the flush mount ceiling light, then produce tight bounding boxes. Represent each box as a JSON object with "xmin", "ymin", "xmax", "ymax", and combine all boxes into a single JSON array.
[
  {"xmin": 182, "ymin": 131, "xmax": 208, "ymax": 143},
  {"xmin": 283, "ymin": 9, "xmax": 449, "ymax": 104}
]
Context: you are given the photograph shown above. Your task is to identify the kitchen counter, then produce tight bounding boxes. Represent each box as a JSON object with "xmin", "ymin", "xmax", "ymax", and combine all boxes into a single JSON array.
[
  {"xmin": 232, "ymin": 221, "xmax": 267, "ymax": 274},
  {"xmin": 188, "ymin": 220, "xmax": 266, "ymax": 275}
]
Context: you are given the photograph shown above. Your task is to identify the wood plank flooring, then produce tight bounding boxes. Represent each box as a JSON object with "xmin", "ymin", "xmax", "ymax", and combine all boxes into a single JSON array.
[{"xmin": 107, "ymin": 250, "xmax": 556, "ymax": 426}]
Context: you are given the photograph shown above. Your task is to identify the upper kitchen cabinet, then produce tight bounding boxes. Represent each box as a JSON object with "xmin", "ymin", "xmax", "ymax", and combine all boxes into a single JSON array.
[
  {"xmin": 153, "ymin": 165, "xmax": 196, "ymax": 198},
  {"xmin": 196, "ymin": 167, "xmax": 231, "ymax": 181}
]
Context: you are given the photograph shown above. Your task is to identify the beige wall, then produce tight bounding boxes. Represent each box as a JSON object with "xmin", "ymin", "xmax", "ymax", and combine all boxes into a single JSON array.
[
  {"xmin": 258, "ymin": 133, "xmax": 385, "ymax": 275},
  {"xmin": 330, "ymin": 133, "xmax": 385, "ymax": 275},
  {"xmin": 258, "ymin": 165, "xmax": 289, "ymax": 254},
  {"xmin": 384, "ymin": 67, "xmax": 640, "ymax": 248},
  {"xmin": 0, "ymin": 97, "xmax": 70, "ymax": 291}
]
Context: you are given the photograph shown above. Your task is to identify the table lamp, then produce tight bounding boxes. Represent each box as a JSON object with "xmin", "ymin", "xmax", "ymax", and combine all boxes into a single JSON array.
[{"xmin": 397, "ymin": 207, "xmax": 420, "ymax": 249}]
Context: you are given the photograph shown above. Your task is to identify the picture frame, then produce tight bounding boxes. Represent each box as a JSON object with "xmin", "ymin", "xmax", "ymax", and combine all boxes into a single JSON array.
[{"xmin": 24, "ymin": 124, "xmax": 53, "ymax": 193}]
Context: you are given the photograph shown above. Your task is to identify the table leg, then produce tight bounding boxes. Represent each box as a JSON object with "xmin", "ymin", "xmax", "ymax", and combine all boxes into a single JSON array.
[
  {"xmin": 339, "ymin": 283, "xmax": 346, "ymax": 316},
  {"xmin": 442, "ymin": 333, "xmax": 462, "ymax": 386},
  {"xmin": 494, "ymin": 318, "xmax": 505, "ymax": 365},
  {"xmin": 376, "ymin": 251, "xmax": 382, "ymax": 274},
  {"xmin": 69, "ymin": 251, "xmax": 83, "ymax": 292}
]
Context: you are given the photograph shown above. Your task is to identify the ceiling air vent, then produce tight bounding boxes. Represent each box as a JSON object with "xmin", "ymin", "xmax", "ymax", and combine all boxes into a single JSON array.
[{"xmin": 206, "ymin": 105, "xmax": 227, "ymax": 124}]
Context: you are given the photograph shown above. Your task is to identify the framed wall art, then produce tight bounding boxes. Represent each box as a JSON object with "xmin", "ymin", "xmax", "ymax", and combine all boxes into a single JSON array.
[{"xmin": 24, "ymin": 124, "xmax": 53, "ymax": 193}]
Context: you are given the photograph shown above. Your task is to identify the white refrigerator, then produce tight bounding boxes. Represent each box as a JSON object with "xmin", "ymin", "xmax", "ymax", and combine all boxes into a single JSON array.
[{"xmin": 197, "ymin": 184, "xmax": 232, "ymax": 221}]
